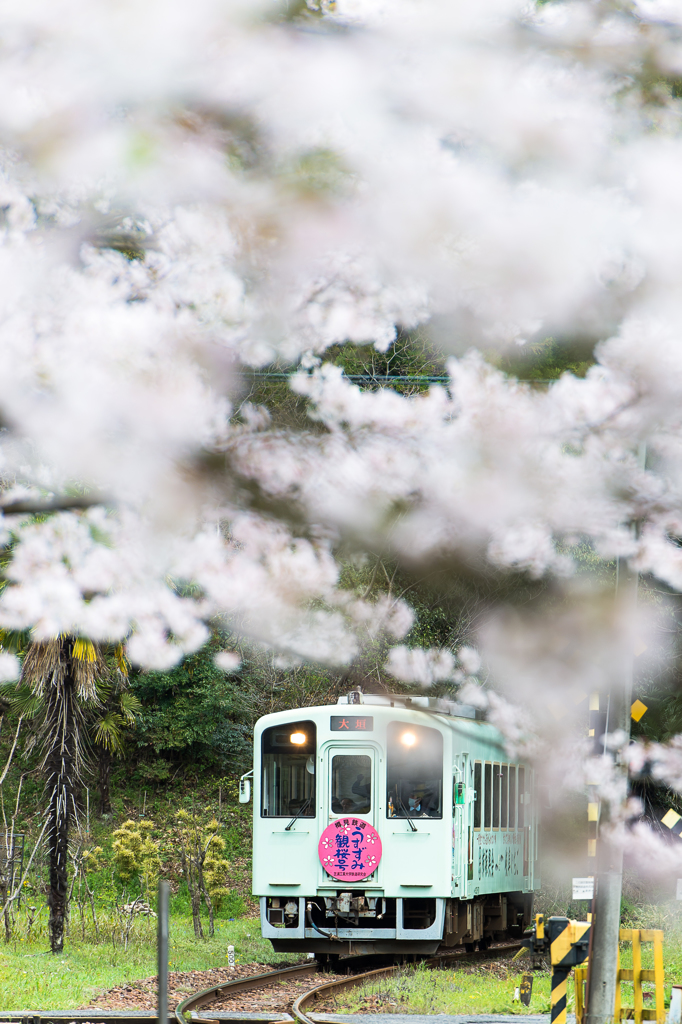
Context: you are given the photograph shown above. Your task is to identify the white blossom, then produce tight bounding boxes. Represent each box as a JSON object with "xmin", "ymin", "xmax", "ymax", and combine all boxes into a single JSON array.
[
  {"xmin": 385, "ymin": 646, "xmax": 455, "ymax": 687},
  {"xmin": 214, "ymin": 651, "xmax": 241, "ymax": 673}
]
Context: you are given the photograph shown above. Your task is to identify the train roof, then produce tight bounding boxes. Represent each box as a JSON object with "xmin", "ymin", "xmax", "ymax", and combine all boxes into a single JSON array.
[
  {"xmin": 336, "ymin": 691, "xmax": 481, "ymax": 719},
  {"xmin": 253, "ymin": 690, "xmax": 513, "ymax": 751}
]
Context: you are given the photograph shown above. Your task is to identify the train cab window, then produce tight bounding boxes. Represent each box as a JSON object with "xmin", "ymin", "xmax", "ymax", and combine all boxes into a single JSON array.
[
  {"xmin": 261, "ymin": 721, "xmax": 316, "ymax": 818},
  {"xmin": 500, "ymin": 765, "xmax": 508, "ymax": 828},
  {"xmin": 508, "ymin": 766, "xmax": 516, "ymax": 828},
  {"xmin": 473, "ymin": 762, "xmax": 481, "ymax": 829},
  {"xmin": 331, "ymin": 754, "xmax": 371, "ymax": 814},
  {"xmin": 483, "ymin": 763, "xmax": 492, "ymax": 828},
  {"xmin": 387, "ymin": 722, "xmax": 443, "ymax": 818},
  {"xmin": 518, "ymin": 765, "xmax": 525, "ymax": 827}
]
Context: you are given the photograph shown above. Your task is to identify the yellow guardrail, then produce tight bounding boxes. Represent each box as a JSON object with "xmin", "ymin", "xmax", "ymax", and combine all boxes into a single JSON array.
[{"xmin": 574, "ymin": 928, "xmax": 665, "ymax": 1024}]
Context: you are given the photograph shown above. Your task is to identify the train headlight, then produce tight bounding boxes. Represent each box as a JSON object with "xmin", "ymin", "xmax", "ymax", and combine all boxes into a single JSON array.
[
  {"xmin": 400, "ymin": 731, "xmax": 417, "ymax": 747},
  {"xmin": 290, "ymin": 732, "xmax": 307, "ymax": 745}
]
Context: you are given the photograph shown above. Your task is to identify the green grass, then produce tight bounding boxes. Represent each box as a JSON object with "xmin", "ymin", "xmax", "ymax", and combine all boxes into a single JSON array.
[
  {"xmin": 0, "ymin": 912, "xmax": 300, "ymax": 1011},
  {"xmin": 4, "ymin": 914, "xmax": 682, "ymax": 1015},
  {"xmin": 325, "ymin": 927, "xmax": 682, "ymax": 1018},
  {"xmin": 325, "ymin": 961, "xmax": 553, "ymax": 1016}
]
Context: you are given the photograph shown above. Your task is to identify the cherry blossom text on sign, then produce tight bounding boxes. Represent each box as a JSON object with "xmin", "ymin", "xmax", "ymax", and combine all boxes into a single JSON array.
[{"xmin": 318, "ymin": 818, "xmax": 382, "ymax": 881}]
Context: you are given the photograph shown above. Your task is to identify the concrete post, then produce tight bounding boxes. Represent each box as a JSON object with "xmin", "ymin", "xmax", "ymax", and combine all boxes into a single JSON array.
[
  {"xmin": 157, "ymin": 880, "xmax": 170, "ymax": 1024},
  {"xmin": 585, "ymin": 555, "xmax": 639, "ymax": 1024}
]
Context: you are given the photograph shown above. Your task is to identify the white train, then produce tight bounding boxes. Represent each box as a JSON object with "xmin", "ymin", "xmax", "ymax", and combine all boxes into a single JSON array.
[{"xmin": 243, "ymin": 691, "xmax": 538, "ymax": 957}]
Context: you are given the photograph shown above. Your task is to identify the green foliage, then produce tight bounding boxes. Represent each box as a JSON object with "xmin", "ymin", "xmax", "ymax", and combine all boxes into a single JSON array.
[
  {"xmin": 632, "ymin": 685, "xmax": 682, "ymax": 744},
  {"xmin": 0, "ymin": 914, "xmax": 295, "ymax": 1010},
  {"xmin": 129, "ymin": 641, "xmax": 252, "ymax": 773},
  {"xmin": 175, "ymin": 810, "xmax": 232, "ymax": 911},
  {"xmin": 325, "ymin": 328, "xmax": 446, "ymax": 387},
  {"xmin": 490, "ymin": 335, "xmax": 595, "ymax": 382},
  {"xmin": 111, "ymin": 819, "xmax": 161, "ymax": 892},
  {"xmin": 81, "ymin": 846, "xmax": 104, "ymax": 874}
]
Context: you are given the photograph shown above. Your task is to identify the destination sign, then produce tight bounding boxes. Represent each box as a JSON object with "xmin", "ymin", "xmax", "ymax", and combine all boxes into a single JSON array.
[{"xmin": 330, "ymin": 716, "xmax": 374, "ymax": 732}]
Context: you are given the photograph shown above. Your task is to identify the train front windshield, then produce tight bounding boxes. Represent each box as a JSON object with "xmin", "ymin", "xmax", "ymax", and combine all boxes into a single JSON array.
[
  {"xmin": 261, "ymin": 721, "xmax": 316, "ymax": 817},
  {"xmin": 386, "ymin": 721, "xmax": 443, "ymax": 818}
]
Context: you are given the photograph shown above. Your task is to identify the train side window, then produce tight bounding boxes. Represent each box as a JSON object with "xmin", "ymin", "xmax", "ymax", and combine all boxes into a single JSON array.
[
  {"xmin": 387, "ymin": 722, "xmax": 443, "ymax": 819},
  {"xmin": 332, "ymin": 754, "xmax": 371, "ymax": 814},
  {"xmin": 508, "ymin": 766, "xmax": 516, "ymax": 828},
  {"xmin": 483, "ymin": 763, "xmax": 492, "ymax": 828},
  {"xmin": 500, "ymin": 765, "xmax": 508, "ymax": 828},
  {"xmin": 492, "ymin": 763, "xmax": 500, "ymax": 828},
  {"xmin": 473, "ymin": 762, "xmax": 482, "ymax": 829},
  {"xmin": 518, "ymin": 765, "xmax": 525, "ymax": 827},
  {"xmin": 261, "ymin": 721, "xmax": 316, "ymax": 818}
]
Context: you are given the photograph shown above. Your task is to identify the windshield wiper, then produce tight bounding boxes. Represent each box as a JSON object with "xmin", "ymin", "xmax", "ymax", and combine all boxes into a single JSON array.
[
  {"xmin": 285, "ymin": 797, "xmax": 313, "ymax": 831},
  {"xmin": 397, "ymin": 794, "xmax": 418, "ymax": 832}
]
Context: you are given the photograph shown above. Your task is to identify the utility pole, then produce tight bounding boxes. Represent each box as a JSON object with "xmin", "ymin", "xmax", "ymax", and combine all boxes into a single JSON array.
[
  {"xmin": 584, "ymin": 701, "xmax": 629, "ymax": 1024},
  {"xmin": 586, "ymin": 445, "xmax": 644, "ymax": 1024}
]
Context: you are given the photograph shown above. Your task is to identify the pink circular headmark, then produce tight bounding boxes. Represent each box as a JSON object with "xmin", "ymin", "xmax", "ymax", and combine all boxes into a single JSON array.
[{"xmin": 318, "ymin": 818, "xmax": 382, "ymax": 881}]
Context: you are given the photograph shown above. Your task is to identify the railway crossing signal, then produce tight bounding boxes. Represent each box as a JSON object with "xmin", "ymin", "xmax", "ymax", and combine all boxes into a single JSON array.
[{"xmin": 523, "ymin": 914, "xmax": 590, "ymax": 1024}]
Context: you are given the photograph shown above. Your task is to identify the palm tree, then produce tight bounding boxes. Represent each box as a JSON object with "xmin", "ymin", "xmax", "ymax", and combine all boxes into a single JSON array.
[
  {"xmin": 4, "ymin": 637, "xmax": 138, "ymax": 951},
  {"xmin": 20, "ymin": 636, "xmax": 101, "ymax": 954},
  {"xmin": 92, "ymin": 680, "xmax": 140, "ymax": 816}
]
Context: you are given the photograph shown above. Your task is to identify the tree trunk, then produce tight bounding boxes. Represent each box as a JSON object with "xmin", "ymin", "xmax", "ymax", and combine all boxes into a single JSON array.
[
  {"xmin": 0, "ymin": 869, "xmax": 10, "ymax": 942},
  {"xmin": 45, "ymin": 646, "xmax": 77, "ymax": 955},
  {"xmin": 180, "ymin": 846, "xmax": 203, "ymax": 939},
  {"xmin": 98, "ymin": 746, "xmax": 112, "ymax": 816},
  {"xmin": 190, "ymin": 888, "xmax": 203, "ymax": 939},
  {"xmin": 200, "ymin": 883, "xmax": 215, "ymax": 938}
]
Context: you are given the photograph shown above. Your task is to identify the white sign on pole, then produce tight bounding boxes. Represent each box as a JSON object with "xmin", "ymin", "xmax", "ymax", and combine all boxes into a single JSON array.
[
  {"xmin": 676, "ymin": 879, "xmax": 682, "ymax": 901},
  {"xmin": 572, "ymin": 876, "xmax": 595, "ymax": 900}
]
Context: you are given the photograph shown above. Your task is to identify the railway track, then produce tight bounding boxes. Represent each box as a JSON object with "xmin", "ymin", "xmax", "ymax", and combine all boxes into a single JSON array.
[
  {"xmin": 176, "ymin": 940, "xmax": 523, "ymax": 1024},
  {"xmin": 0, "ymin": 941, "xmax": 522, "ymax": 1024}
]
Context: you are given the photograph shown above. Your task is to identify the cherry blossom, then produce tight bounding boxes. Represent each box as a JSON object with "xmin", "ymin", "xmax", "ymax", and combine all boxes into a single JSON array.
[{"xmin": 1, "ymin": 0, "xmax": 682, "ymax": 878}]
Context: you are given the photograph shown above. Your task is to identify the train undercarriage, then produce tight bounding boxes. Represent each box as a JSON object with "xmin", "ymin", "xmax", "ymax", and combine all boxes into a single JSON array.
[{"xmin": 262, "ymin": 891, "xmax": 534, "ymax": 956}]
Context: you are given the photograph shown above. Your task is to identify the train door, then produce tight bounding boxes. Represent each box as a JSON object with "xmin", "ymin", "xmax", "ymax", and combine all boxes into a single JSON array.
[
  {"xmin": 452, "ymin": 753, "xmax": 469, "ymax": 898},
  {"xmin": 462, "ymin": 756, "xmax": 478, "ymax": 899},
  {"xmin": 324, "ymin": 745, "xmax": 377, "ymax": 828},
  {"xmin": 320, "ymin": 743, "xmax": 379, "ymax": 886}
]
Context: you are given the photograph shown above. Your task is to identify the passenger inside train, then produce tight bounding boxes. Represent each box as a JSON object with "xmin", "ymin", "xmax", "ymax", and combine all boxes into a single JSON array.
[
  {"xmin": 331, "ymin": 755, "xmax": 372, "ymax": 813},
  {"xmin": 386, "ymin": 721, "xmax": 443, "ymax": 818}
]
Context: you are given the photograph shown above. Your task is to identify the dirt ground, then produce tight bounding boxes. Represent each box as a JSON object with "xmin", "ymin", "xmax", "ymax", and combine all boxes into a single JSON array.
[
  {"xmin": 79, "ymin": 962, "xmax": 318, "ymax": 1012},
  {"xmin": 81, "ymin": 949, "xmax": 529, "ymax": 1015}
]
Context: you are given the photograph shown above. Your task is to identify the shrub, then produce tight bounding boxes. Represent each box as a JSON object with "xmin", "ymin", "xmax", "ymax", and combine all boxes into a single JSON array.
[{"xmin": 112, "ymin": 819, "xmax": 161, "ymax": 898}]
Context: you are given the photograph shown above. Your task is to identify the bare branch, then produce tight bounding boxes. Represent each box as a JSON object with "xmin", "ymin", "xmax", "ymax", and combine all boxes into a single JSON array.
[
  {"xmin": 0, "ymin": 815, "xmax": 49, "ymax": 920},
  {"xmin": 0, "ymin": 716, "xmax": 22, "ymax": 788},
  {"xmin": 1, "ymin": 495, "xmax": 109, "ymax": 516}
]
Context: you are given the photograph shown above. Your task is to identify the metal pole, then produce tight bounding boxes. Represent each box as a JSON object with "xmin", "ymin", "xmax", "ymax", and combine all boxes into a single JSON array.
[
  {"xmin": 586, "ymin": 442, "xmax": 643, "ymax": 1024},
  {"xmin": 157, "ymin": 880, "xmax": 170, "ymax": 1024},
  {"xmin": 585, "ymin": 835, "xmax": 626, "ymax": 1024}
]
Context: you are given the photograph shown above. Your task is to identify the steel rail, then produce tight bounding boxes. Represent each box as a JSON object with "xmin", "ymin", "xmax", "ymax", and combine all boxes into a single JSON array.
[
  {"xmin": 0, "ymin": 942, "xmax": 523, "ymax": 1024},
  {"xmin": 170, "ymin": 939, "xmax": 523, "ymax": 1024},
  {"xmin": 175, "ymin": 961, "xmax": 321, "ymax": 1024},
  {"xmin": 291, "ymin": 941, "xmax": 523, "ymax": 1024},
  {"xmin": 174, "ymin": 953, "xmax": 394, "ymax": 1023}
]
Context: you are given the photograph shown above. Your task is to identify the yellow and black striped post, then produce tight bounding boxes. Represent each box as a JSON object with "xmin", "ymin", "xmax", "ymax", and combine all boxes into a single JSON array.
[
  {"xmin": 550, "ymin": 965, "xmax": 571, "ymax": 1024},
  {"xmin": 547, "ymin": 918, "xmax": 591, "ymax": 1024}
]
